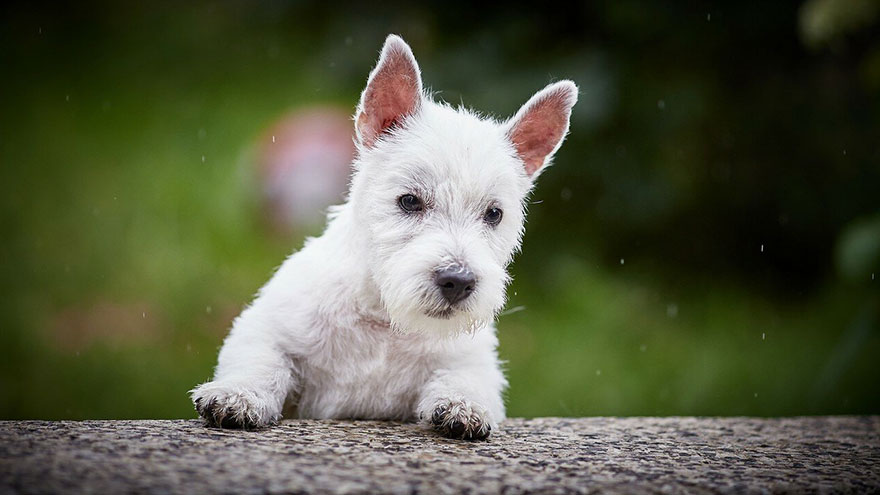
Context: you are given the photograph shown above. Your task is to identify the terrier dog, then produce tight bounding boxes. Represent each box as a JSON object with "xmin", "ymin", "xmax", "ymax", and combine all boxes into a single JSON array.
[{"xmin": 191, "ymin": 35, "xmax": 577, "ymax": 440}]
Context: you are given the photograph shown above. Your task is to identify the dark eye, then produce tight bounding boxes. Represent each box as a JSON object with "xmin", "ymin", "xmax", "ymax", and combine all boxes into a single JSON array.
[
  {"xmin": 398, "ymin": 194, "xmax": 424, "ymax": 213},
  {"xmin": 484, "ymin": 207, "xmax": 503, "ymax": 226}
]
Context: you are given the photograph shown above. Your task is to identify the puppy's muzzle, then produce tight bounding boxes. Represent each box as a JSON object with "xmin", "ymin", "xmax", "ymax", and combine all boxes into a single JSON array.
[{"xmin": 434, "ymin": 265, "xmax": 477, "ymax": 305}]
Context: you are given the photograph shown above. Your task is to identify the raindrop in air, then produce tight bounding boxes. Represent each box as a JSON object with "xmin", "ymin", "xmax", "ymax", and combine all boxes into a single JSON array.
[{"xmin": 560, "ymin": 187, "xmax": 572, "ymax": 201}]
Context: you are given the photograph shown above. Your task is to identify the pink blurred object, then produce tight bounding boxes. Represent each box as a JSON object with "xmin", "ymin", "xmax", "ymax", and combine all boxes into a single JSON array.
[{"xmin": 257, "ymin": 107, "xmax": 355, "ymax": 230}]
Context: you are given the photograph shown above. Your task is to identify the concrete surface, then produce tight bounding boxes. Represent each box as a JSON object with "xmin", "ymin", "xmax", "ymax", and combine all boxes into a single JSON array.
[{"xmin": 1, "ymin": 417, "xmax": 878, "ymax": 494}]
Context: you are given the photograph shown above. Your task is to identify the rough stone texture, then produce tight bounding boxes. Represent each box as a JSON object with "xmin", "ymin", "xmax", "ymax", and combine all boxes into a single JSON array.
[{"xmin": 1, "ymin": 417, "xmax": 878, "ymax": 494}]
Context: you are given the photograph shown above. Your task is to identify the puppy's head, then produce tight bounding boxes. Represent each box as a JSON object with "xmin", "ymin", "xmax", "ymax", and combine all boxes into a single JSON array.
[{"xmin": 349, "ymin": 35, "xmax": 577, "ymax": 335}]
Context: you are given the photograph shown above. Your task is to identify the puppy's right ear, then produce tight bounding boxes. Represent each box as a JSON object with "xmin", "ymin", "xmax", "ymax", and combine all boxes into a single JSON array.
[{"xmin": 355, "ymin": 35, "xmax": 423, "ymax": 148}]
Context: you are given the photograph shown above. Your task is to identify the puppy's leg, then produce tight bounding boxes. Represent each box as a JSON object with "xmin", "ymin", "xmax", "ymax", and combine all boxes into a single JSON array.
[
  {"xmin": 417, "ymin": 359, "xmax": 506, "ymax": 440},
  {"xmin": 191, "ymin": 312, "xmax": 297, "ymax": 429}
]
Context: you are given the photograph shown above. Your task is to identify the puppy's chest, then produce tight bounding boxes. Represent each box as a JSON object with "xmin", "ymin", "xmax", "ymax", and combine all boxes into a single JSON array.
[
  {"xmin": 310, "ymin": 334, "xmax": 417, "ymax": 382},
  {"xmin": 296, "ymin": 326, "xmax": 437, "ymax": 418}
]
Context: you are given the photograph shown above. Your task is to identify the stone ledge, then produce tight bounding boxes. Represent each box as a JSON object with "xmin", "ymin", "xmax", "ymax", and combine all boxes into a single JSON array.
[{"xmin": 1, "ymin": 417, "xmax": 878, "ymax": 494}]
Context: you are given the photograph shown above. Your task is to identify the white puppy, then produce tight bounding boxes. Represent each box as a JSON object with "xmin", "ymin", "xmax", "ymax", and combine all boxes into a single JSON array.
[{"xmin": 191, "ymin": 35, "xmax": 577, "ymax": 440}]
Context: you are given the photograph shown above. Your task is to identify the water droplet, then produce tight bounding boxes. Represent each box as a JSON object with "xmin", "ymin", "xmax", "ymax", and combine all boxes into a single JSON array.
[
  {"xmin": 760, "ymin": 244, "xmax": 764, "ymax": 253},
  {"xmin": 206, "ymin": 306, "xmax": 212, "ymax": 314},
  {"xmin": 345, "ymin": 36, "xmax": 353, "ymax": 46},
  {"xmin": 707, "ymin": 13, "xmax": 711, "ymax": 21},
  {"xmin": 754, "ymin": 392, "xmax": 758, "ymax": 398},
  {"xmin": 657, "ymin": 99, "xmax": 666, "ymax": 110},
  {"xmin": 595, "ymin": 369, "xmax": 602, "ymax": 376},
  {"xmin": 762, "ymin": 332, "xmax": 765, "ymax": 340},
  {"xmin": 142, "ymin": 312, "xmax": 146, "ymax": 318},
  {"xmin": 667, "ymin": 303, "xmax": 679, "ymax": 318},
  {"xmin": 65, "ymin": 94, "xmax": 69, "ymax": 102},
  {"xmin": 272, "ymin": 135, "xmax": 276, "ymax": 143},
  {"xmin": 201, "ymin": 155, "xmax": 206, "ymax": 163},
  {"xmin": 620, "ymin": 258, "xmax": 625, "ymax": 265},
  {"xmin": 560, "ymin": 187, "xmax": 572, "ymax": 201}
]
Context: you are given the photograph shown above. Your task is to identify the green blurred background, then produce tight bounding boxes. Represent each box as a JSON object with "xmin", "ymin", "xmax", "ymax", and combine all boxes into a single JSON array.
[{"xmin": 1, "ymin": 1, "xmax": 878, "ymax": 420}]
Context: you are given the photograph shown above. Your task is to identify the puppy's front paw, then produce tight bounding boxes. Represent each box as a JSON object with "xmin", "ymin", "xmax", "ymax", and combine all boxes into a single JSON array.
[
  {"xmin": 191, "ymin": 382, "xmax": 279, "ymax": 429},
  {"xmin": 429, "ymin": 399, "xmax": 492, "ymax": 440}
]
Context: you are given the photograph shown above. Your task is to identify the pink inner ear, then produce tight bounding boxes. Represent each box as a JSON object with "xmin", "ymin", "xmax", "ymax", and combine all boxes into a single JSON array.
[
  {"xmin": 508, "ymin": 87, "xmax": 574, "ymax": 176},
  {"xmin": 360, "ymin": 47, "xmax": 421, "ymax": 147}
]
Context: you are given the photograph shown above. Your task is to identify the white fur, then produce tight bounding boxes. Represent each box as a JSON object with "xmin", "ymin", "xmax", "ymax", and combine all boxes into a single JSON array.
[{"xmin": 191, "ymin": 35, "xmax": 577, "ymax": 438}]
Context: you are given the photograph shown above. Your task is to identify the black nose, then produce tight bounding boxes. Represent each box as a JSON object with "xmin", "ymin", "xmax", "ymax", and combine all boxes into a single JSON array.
[{"xmin": 435, "ymin": 266, "xmax": 477, "ymax": 305}]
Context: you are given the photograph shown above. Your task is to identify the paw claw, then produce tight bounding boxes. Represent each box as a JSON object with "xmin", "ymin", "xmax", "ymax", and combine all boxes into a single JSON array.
[{"xmin": 431, "ymin": 405, "xmax": 447, "ymax": 425}]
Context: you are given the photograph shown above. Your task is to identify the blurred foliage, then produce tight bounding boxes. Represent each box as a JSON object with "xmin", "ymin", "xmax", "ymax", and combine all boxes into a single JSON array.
[
  {"xmin": 836, "ymin": 213, "xmax": 880, "ymax": 282},
  {"xmin": 800, "ymin": 0, "xmax": 880, "ymax": 48},
  {"xmin": 0, "ymin": 1, "xmax": 878, "ymax": 419}
]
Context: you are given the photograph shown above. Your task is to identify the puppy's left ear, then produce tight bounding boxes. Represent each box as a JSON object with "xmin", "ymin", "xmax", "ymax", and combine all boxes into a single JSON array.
[
  {"xmin": 504, "ymin": 81, "xmax": 578, "ymax": 179},
  {"xmin": 355, "ymin": 35, "xmax": 424, "ymax": 148}
]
